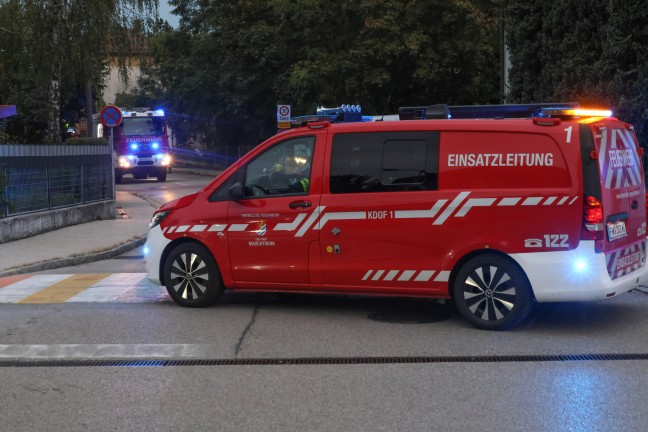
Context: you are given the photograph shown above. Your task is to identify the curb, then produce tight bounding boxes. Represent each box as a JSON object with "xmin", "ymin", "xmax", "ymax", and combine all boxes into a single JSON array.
[{"xmin": 0, "ymin": 235, "xmax": 146, "ymax": 278}]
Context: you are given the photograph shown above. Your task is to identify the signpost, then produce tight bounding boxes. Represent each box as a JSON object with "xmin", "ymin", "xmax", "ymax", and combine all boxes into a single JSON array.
[
  {"xmin": 277, "ymin": 104, "xmax": 291, "ymax": 129},
  {"xmin": 100, "ymin": 105, "xmax": 122, "ymax": 189},
  {"xmin": 100, "ymin": 105, "xmax": 122, "ymax": 128}
]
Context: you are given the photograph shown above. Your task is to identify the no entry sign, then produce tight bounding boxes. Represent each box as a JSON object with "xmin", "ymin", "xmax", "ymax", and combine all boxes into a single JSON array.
[{"xmin": 100, "ymin": 105, "xmax": 122, "ymax": 128}]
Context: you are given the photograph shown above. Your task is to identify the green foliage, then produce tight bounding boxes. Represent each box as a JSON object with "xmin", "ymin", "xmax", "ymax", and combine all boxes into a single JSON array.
[
  {"xmin": 114, "ymin": 92, "xmax": 155, "ymax": 109},
  {"xmin": 504, "ymin": 0, "xmax": 648, "ymax": 146},
  {"xmin": 0, "ymin": 0, "xmax": 158, "ymax": 144},
  {"xmin": 63, "ymin": 137, "xmax": 109, "ymax": 146},
  {"xmin": 141, "ymin": 0, "xmax": 500, "ymax": 150}
]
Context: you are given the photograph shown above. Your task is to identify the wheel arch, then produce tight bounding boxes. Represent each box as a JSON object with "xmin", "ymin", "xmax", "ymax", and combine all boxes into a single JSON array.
[
  {"xmin": 159, "ymin": 237, "xmax": 215, "ymax": 286},
  {"xmin": 448, "ymin": 248, "xmax": 535, "ymax": 301}
]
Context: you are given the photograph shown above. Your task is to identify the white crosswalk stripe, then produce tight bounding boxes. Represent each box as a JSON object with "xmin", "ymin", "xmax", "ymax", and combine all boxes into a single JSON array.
[{"xmin": 0, "ymin": 273, "xmax": 169, "ymax": 304}]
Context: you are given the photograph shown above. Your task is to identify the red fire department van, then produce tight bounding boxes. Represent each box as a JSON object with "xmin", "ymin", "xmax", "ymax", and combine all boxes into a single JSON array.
[{"xmin": 144, "ymin": 103, "xmax": 648, "ymax": 330}]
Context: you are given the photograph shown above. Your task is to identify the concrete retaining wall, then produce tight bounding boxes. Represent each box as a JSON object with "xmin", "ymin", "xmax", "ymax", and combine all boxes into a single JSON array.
[{"xmin": 0, "ymin": 200, "xmax": 115, "ymax": 244}]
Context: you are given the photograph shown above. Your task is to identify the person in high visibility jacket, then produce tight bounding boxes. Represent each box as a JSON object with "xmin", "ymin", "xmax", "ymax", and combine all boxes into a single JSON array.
[{"xmin": 273, "ymin": 147, "xmax": 311, "ymax": 192}]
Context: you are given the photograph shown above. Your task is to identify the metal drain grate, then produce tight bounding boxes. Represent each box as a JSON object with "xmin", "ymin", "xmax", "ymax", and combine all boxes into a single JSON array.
[{"xmin": 2, "ymin": 353, "xmax": 648, "ymax": 368}]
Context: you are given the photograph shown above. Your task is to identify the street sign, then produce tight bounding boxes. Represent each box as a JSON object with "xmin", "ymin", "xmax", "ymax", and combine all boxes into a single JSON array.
[
  {"xmin": 277, "ymin": 104, "xmax": 291, "ymax": 129},
  {"xmin": 100, "ymin": 105, "xmax": 122, "ymax": 128}
]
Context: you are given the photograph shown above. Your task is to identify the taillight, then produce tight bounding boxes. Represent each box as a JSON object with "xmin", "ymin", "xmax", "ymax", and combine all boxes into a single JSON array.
[{"xmin": 582, "ymin": 195, "xmax": 604, "ymax": 240}]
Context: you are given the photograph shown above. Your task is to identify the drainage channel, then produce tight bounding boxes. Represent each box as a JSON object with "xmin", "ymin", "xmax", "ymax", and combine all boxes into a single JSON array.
[{"xmin": 2, "ymin": 353, "xmax": 648, "ymax": 368}]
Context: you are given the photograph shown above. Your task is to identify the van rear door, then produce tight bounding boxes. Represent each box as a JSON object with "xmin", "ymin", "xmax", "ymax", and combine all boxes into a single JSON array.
[{"xmin": 588, "ymin": 121, "xmax": 646, "ymax": 278}]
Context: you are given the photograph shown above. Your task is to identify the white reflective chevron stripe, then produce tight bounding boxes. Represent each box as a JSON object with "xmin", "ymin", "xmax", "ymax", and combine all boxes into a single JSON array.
[
  {"xmin": 522, "ymin": 197, "xmax": 543, "ymax": 206},
  {"xmin": 274, "ymin": 213, "xmax": 307, "ymax": 231},
  {"xmin": 371, "ymin": 270, "xmax": 385, "ymax": 281},
  {"xmin": 456, "ymin": 198, "xmax": 496, "ymax": 217},
  {"xmin": 433, "ymin": 191, "xmax": 470, "ymax": 225},
  {"xmin": 228, "ymin": 224, "xmax": 248, "ymax": 231},
  {"xmin": 394, "ymin": 200, "xmax": 447, "ymax": 219},
  {"xmin": 498, "ymin": 197, "xmax": 521, "ymax": 206},
  {"xmin": 397, "ymin": 270, "xmax": 416, "ymax": 281},
  {"xmin": 543, "ymin": 197, "xmax": 557, "ymax": 205},
  {"xmin": 295, "ymin": 206, "xmax": 325, "ymax": 237},
  {"xmin": 161, "ymin": 191, "xmax": 580, "ymax": 237},
  {"xmin": 414, "ymin": 270, "xmax": 435, "ymax": 282},
  {"xmin": 315, "ymin": 211, "xmax": 366, "ymax": 230},
  {"xmin": 434, "ymin": 271, "xmax": 451, "ymax": 282},
  {"xmin": 360, "ymin": 270, "xmax": 444, "ymax": 283},
  {"xmin": 383, "ymin": 270, "xmax": 400, "ymax": 281}
]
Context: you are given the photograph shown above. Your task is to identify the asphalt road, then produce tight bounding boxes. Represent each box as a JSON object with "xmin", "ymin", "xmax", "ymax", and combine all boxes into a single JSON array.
[{"xmin": 2, "ymin": 173, "xmax": 648, "ymax": 431}]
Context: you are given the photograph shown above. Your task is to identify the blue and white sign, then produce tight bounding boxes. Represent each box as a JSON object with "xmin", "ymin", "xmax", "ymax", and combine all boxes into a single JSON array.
[{"xmin": 277, "ymin": 104, "xmax": 291, "ymax": 129}]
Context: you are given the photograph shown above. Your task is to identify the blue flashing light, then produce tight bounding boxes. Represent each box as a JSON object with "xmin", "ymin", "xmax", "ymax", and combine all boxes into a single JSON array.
[
  {"xmin": 574, "ymin": 260, "xmax": 588, "ymax": 272},
  {"xmin": 152, "ymin": 142, "xmax": 160, "ymax": 149},
  {"xmin": 130, "ymin": 143, "xmax": 139, "ymax": 150},
  {"xmin": 143, "ymin": 246, "xmax": 149, "ymax": 256},
  {"xmin": 154, "ymin": 109, "xmax": 165, "ymax": 116}
]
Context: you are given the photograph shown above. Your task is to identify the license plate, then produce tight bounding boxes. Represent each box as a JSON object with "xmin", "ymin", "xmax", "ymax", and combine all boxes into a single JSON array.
[{"xmin": 607, "ymin": 220, "xmax": 627, "ymax": 241}]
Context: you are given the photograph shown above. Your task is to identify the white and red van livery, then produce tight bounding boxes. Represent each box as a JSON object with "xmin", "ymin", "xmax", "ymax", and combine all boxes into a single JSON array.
[{"xmin": 144, "ymin": 104, "xmax": 648, "ymax": 329}]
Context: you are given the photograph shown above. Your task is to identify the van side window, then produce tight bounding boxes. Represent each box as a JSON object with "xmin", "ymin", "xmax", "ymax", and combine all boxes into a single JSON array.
[
  {"xmin": 330, "ymin": 132, "xmax": 439, "ymax": 193},
  {"xmin": 243, "ymin": 136, "xmax": 315, "ymax": 197}
]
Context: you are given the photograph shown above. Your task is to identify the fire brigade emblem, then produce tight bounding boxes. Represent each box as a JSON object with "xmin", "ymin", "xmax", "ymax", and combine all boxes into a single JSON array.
[{"xmin": 257, "ymin": 221, "xmax": 267, "ymax": 236}]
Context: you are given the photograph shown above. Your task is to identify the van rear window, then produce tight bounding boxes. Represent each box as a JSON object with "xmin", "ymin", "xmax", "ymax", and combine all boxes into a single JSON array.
[{"xmin": 330, "ymin": 132, "xmax": 439, "ymax": 194}]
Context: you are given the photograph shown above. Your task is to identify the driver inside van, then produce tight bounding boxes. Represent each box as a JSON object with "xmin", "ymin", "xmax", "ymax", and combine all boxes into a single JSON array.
[{"xmin": 272, "ymin": 146, "xmax": 311, "ymax": 192}]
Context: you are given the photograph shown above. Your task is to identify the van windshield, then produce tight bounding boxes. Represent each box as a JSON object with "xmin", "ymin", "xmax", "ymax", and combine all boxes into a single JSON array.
[{"xmin": 121, "ymin": 117, "xmax": 165, "ymax": 136}]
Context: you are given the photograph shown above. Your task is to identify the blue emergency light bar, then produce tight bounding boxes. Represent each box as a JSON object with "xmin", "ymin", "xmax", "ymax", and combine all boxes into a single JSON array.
[{"xmin": 285, "ymin": 102, "xmax": 599, "ymax": 130}]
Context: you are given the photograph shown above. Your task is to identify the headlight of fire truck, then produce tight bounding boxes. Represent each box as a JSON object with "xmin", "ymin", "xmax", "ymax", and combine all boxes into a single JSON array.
[
  {"xmin": 158, "ymin": 154, "xmax": 172, "ymax": 166},
  {"xmin": 118, "ymin": 156, "xmax": 131, "ymax": 168}
]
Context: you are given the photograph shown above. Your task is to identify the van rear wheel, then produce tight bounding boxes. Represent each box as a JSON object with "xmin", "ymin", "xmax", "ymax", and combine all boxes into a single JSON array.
[
  {"xmin": 163, "ymin": 243, "xmax": 224, "ymax": 307},
  {"xmin": 453, "ymin": 254, "xmax": 532, "ymax": 330}
]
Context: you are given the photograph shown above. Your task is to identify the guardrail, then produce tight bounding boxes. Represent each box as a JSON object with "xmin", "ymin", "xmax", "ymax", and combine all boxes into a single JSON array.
[{"xmin": 0, "ymin": 145, "xmax": 113, "ymax": 218}]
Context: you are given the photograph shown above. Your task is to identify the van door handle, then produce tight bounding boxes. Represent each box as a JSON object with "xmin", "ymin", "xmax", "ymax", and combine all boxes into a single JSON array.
[
  {"xmin": 632, "ymin": 200, "xmax": 639, "ymax": 209},
  {"xmin": 289, "ymin": 200, "xmax": 312, "ymax": 209}
]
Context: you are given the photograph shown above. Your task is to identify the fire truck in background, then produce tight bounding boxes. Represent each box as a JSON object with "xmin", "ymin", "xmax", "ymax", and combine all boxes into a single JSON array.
[{"xmin": 95, "ymin": 108, "xmax": 172, "ymax": 183}]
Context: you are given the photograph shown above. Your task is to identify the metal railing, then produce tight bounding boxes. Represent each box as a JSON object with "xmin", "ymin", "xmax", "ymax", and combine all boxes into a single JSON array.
[
  {"xmin": 0, "ymin": 145, "xmax": 113, "ymax": 218},
  {"xmin": 170, "ymin": 145, "xmax": 255, "ymax": 170}
]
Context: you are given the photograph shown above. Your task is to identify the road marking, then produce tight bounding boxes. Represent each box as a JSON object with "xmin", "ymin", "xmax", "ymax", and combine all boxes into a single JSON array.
[
  {"xmin": 0, "ymin": 273, "xmax": 168, "ymax": 304},
  {"xmin": 0, "ymin": 274, "xmax": 72, "ymax": 302},
  {"xmin": 0, "ymin": 344, "xmax": 212, "ymax": 360},
  {"xmin": 18, "ymin": 273, "xmax": 111, "ymax": 304},
  {"xmin": 0, "ymin": 274, "xmax": 31, "ymax": 289},
  {"xmin": 66, "ymin": 273, "xmax": 149, "ymax": 302}
]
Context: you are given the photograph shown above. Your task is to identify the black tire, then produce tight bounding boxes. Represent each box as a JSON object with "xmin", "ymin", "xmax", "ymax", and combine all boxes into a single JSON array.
[
  {"xmin": 157, "ymin": 169, "xmax": 167, "ymax": 182},
  {"xmin": 115, "ymin": 172, "xmax": 123, "ymax": 184},
  {"xmin": 163, "ymin": 243, "xmax": 224, "ymax": 307},
  {"xmin": 453, "ymin": 254, "xmax": 533, "ymax": 330}
]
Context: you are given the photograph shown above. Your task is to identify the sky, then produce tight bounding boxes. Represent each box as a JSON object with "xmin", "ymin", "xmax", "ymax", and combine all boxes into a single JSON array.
[{"xmin": 158, "ymin": 0, "xmax": 179, "ymax": 28}]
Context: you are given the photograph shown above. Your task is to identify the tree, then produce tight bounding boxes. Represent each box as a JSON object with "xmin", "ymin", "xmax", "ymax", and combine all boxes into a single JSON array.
[
  {"xmin": 0, "ymin": 0, "xmax": 158, "ymax": 144},
  {"xmin": 141, "ymin": 0, "xmax": 500, "ymax": 150},
  {"xmin": 504, "ymin": 0, "xmax": 648, "ymax": 147}
]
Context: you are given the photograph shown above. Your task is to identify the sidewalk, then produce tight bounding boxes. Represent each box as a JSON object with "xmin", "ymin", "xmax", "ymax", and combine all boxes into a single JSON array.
[{"xmin": 0, "ymin": 191, "xmax": 157, "ymax": 277}]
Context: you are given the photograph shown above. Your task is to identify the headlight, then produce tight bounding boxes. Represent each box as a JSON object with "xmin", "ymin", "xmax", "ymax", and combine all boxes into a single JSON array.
[{"xmin": 149, "ymin": 211, "xmax": 170, "ymax": 229}]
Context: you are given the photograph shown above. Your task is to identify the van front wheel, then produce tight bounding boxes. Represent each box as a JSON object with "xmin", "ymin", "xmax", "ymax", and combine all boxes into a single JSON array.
[
  {"xmin": 453, "ymin": 254, "xmax": 533, "ymax": 330},
  {"xmin": 163, "ymin": 243, "xmax": 224, "ymax": 307}
]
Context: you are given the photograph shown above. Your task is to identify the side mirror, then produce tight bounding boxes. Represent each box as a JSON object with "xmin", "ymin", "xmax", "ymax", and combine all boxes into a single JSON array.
[{"xmin": 227, "ymin": 182, "xmax": 244, "ymax": 201}]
